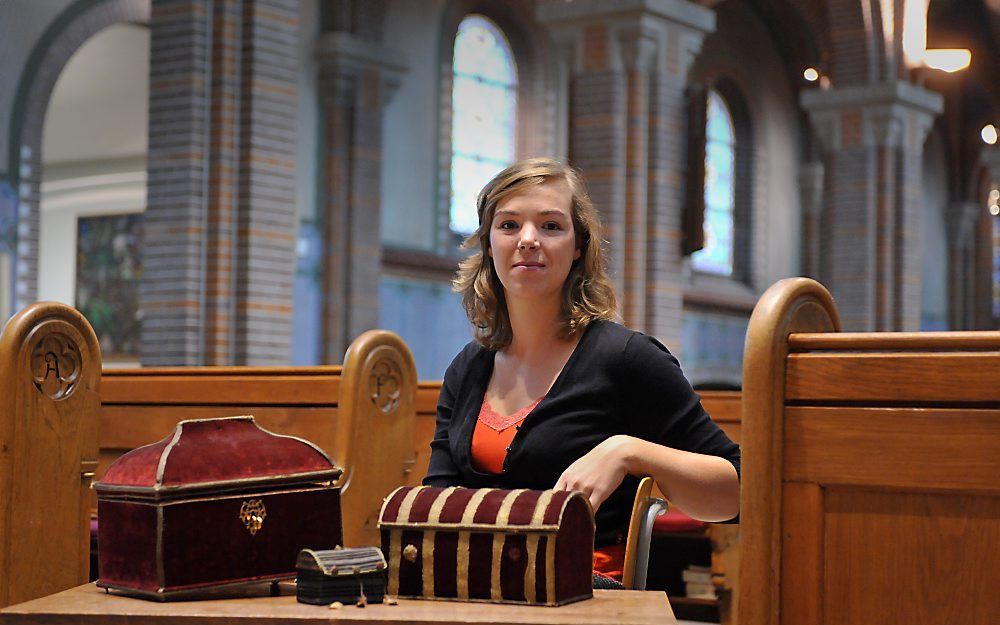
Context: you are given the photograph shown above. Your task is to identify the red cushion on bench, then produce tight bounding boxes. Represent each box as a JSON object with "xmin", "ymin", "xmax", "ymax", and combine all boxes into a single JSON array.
[{"xmin": 653, "ymin": 509, "xmax": 707, "ymax": 533}]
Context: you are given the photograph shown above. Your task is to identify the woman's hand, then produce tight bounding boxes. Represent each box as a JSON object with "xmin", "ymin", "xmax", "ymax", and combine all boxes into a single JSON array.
[
  {"xmin": 553, "ymin": 435, "xmax": 636, "ymax": 511},
  {"xmin": 554, "ymin": 435, "xmax": 741, "ymax": 521}
]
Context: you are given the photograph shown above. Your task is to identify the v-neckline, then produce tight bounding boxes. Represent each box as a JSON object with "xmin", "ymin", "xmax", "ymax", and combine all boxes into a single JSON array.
[
  {"xmin": 463, "ymin": 321, "xmax": 597, "ymax": 477},
  {"xmin": 485, "ymin": 320, "xmax": 593, "ymax": 414}
]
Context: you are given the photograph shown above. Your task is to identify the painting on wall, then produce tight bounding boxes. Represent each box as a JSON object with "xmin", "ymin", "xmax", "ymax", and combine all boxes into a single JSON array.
[{"xmin": 76, "ymin": 213, "xmax": 142, "ymax": 360}]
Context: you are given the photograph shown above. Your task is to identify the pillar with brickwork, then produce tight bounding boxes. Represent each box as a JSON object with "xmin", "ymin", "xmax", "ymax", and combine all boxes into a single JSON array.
[
  {"xmin": 315, "ymin": 27, "xmax": 405, "ymax": 362},
  {"xmin": 798, "ymin": 161, "xmax": 825, "ymax": 280},
  {"xmin": 802, "ymin": 82, "xmax": 942, "ymax": 331},
  {"xmin": 141, "ymin": 0, "xmax": 300, "ymax": 365},
  {"xmin": 537, "ymin": 0, "xmax": 714, "ymax": 349}
]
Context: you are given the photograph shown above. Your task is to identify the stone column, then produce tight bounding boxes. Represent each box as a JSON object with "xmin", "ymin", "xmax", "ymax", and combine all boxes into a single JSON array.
[
  {"xmin": 142, "ymin": 0, "xmax": 300, "ymax": 365},
  {"xmin": 798, "ymin": 162, "xmax": 825, "ymax": 279},
  {"xmin": 315, "ymin": 33, "xmax": 405, "ymax": 362},
  {"xmin": 538, "ymin": 0, "xmax": 715, "ymax": 348},
  {"xmin": 802, "ymin": 81, "xmax": 941, "ymax": 331},
  {"xmin": 946, "ymin": 202, "xmax": 980, "ymax": 329}
]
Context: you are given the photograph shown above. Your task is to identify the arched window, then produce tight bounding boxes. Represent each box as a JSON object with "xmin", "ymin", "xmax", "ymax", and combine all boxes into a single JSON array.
[
  {"xmin": 692, "ymin": 90, "xmax": 736, "ymax": 275},
  {"xmin": 449, "ymin": 14, "xmax": 517, "ymax": 235}
]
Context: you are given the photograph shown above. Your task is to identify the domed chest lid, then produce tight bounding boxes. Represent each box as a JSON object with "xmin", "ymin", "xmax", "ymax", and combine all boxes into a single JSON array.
[{"xmin": 95, "ymin": 416, "xmax": 342, "ymax": 500}]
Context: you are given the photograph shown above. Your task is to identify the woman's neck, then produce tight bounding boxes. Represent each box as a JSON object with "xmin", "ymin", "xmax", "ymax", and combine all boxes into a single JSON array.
[{"xmin": 504, "ymin": 296, "xmax": 566, "ymax": 360}]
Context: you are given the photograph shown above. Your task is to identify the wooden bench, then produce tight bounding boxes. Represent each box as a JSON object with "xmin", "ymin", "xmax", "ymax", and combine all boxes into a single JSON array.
[
  {"xmin": 98, "ymin": 331, "xmax": 418, "ymax": 551},
  {"xmin": 0, "ymin": 302, "xmax": 102, "ymax": 608},
  {"xmin": 739, "ymin": 278, "xmax": 1000, "ymax": 625},
  {"xmin": 0, "ymin": 301, "xmax": 419, "ymax": 609}
]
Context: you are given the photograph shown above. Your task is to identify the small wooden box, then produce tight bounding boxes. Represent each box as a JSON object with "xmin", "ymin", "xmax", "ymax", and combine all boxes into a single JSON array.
[
  {"xmin": 378, "ymin": 486, "xmax": 594, "ymax": 606},
  {"xmin": 94, "ymin": 416, "xmax": 343, "ymax": 600},
  {"xmin": 295, "ymin": 547, "xmax": 387, "ymax": 605}
]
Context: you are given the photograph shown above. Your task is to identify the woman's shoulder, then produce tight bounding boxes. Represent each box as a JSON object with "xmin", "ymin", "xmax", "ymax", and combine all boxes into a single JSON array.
[
  {"xmin": 584, "ymin": 319, "xmax": 678, "ymax": 364},
  {"xmin": 584, "ymin": 318, "xmax": 662, "ymax": 350},
  {"xmin": 444, "ymin": 339, "xmax": 492, "ymax": 379}
]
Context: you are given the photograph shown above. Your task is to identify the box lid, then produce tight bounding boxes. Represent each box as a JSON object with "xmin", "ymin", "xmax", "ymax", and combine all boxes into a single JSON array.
[
  {"xmin": 377, "ymin": 486, "xmax": 591, "ymax": 534},
  {"xmin": 296, "ymin": 547, "xmax": 387, "ymax": 577},
  {"xmin": 94, "ymin": 415, "xmax": 342, "ymax": 500}
]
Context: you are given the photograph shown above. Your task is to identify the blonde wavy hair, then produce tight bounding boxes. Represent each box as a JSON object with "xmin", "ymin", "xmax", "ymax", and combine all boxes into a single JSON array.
[{"xmin": 454, "ymin": 157, "xmax": 618, "ymax": 350}]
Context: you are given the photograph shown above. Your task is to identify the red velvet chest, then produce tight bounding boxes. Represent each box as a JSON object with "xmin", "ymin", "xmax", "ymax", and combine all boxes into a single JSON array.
[
  {"xmin": 378, "ymin": 486, "xmax": 594, "ymax": 606},
  {"xmin": 94, "ymin": 416, "xmax": 343, "ymax": 600}
]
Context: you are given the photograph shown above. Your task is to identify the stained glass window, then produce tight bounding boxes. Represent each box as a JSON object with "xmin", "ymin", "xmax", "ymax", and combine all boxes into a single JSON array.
[
  {"xmin": 993, "ymin": 216, "xmax": 999, "ymax": 318},
  {"xmin": 692, "ymin": 90, "xmax": 736, "ymax": 275},
  {"xmin": 992, "ymin": 188, "xmax": 1000, "ymax": 317},
  {"xmin": 76, "ymin": 213, "xmax": 142, "ymax": 359},
  {"xmin": 450, "ymin": 15, "xmax": 517, "ymax": 235}
]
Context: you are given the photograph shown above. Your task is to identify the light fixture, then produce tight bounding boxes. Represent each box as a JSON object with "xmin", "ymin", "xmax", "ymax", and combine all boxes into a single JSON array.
[
  {"xmin": 922, "ymin": 49, "xmax": 972, "ymax": 73},
  {"xmin": 803, "ymin": 67, "xmax": 819, "ymax": 82},
  {"xmin": 990, "ymin": 204, "xmax": 1000, "ymax": 216},
  {"xmin": 983, "ymin": 124, "xmax": 999, "ymax": 145},
  {"xmin": 902, "ymin": 0, "xmax": 971, "ymax": 73},
  {"xmin": 989, "ymin": 189, "xmax": 999, "ymax": 202}
]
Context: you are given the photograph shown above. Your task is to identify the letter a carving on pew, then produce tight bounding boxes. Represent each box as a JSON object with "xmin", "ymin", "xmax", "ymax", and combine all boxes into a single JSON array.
[{"xmin": 31, "ymin": 333, "xmax": 81, "ymax": 400}]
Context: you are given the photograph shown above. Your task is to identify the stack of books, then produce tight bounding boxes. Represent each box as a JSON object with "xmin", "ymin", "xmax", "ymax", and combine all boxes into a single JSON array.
[{"xmin": 682, "ymin": 565, "xmax": 717, "ymax": 600}]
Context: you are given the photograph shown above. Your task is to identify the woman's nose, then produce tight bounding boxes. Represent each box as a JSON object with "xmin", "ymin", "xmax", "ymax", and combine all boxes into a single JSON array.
[{"xmin": 518, "ymin": 226, "xmax": 538, "ymax": 250}]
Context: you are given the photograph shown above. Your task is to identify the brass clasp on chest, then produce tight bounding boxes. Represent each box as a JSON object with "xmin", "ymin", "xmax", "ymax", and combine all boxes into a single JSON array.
[{"xmin": 239, "ymin": 499, "xmax": 267, "ymax": 535}]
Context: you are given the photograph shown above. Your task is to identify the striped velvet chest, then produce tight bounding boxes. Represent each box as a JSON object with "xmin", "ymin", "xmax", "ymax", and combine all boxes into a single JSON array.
[{"xmin": 378, "ymin": 486, "xmax": 594, "ymax": 606}]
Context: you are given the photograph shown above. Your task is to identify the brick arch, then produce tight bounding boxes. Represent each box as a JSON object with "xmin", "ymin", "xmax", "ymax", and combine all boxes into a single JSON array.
[
  {"xmin": 824, "ymin": 0, "xmax": 883, "ymax": 85},
  {"xmin": 9, "ymin": 0, "xmax": 150, "ymax": 310}
]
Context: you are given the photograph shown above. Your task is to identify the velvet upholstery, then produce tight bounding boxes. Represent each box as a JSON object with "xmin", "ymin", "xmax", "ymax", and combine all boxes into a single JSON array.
[
  {"xmin": 94, "ymin": 416, "xmax": 343, "ymax": 600},
  {"xmin": 378, "ymin": 486, "xmax": 594, "ymax": 606},
  {"xmin": 100, "ymin": 416, "xmax": 337, "ymax": 489}
]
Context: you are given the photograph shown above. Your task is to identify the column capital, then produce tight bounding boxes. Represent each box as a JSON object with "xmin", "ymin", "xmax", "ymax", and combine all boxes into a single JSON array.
[
  {"xmin": 537, "ymin": 0, "xmax": 714, "ymax": 76},
  {"xmin": 801, "ymin": 80, "xmax": 943, "ymax": 152},
  {"xmin": 316, "ymin": 32, "xmax": 408, "ymax": 106},
  {"xmin": 537, "ymin": 0, "xmax": 715, "ymax": 32}
]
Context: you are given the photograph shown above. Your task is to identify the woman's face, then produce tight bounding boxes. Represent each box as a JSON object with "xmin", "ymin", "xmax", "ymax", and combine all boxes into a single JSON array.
[{"xmin": 488, "ymin": 179, "xmax": 580, "ymax": 304}]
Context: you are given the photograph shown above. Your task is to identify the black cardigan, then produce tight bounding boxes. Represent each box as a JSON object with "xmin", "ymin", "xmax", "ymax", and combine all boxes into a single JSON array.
[{"xmin": 423, "ymin": 319, "xmax": 741, "ymax": 546}]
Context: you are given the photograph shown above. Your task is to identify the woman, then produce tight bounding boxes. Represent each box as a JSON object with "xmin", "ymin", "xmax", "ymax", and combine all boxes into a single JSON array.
[{"xmin": 424, "ymin": 157, "xmax": 740, "ymax": 579}]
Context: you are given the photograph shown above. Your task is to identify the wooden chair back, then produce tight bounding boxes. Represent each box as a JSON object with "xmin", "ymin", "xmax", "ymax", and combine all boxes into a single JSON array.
[
  {"xmin": 739, "ymin": 277, "xmax": 1000, "ymax": 625},
  {"xmin": 99, "ymin": 330, "xmax": 417, "ymax": 548},
  {"xmin": 0, "ymin": 303, "xmax": 101, "ymax": 608}
]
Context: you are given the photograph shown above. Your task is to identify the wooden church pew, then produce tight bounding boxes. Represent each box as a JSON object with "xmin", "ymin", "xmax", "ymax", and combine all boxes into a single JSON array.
[
  {"xmin": 98, "ymin": 330, "xmax": 419, "ymax": 550},
  {"xmin": 0, "ymin": 301, "xmax": 418, "ymax": 609},
  {"xmin": 411, "ymin": 384, "xmax": 742, "ymax": 482},
  {"xmin": 0, "ymin": 302, "xmax": 102, "ymax": 608},
  {"xmin": 739, "ymin": 278, "xmax": 1000, "ymax": 625}
]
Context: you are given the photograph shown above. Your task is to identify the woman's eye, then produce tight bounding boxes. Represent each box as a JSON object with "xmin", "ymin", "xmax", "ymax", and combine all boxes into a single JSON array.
[
  {"xmin": 543, "ymin": 222, "xmax": 563, "ymax": 230},
  {"xmin": 496, "ymin": 220, "xmax": 517, "ymax": 230}
]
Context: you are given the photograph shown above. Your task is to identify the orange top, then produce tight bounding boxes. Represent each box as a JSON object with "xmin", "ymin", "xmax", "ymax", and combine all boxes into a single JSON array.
[{"xmin": 470, "ymin": 395, "xmax": 541, "ymax": 474}]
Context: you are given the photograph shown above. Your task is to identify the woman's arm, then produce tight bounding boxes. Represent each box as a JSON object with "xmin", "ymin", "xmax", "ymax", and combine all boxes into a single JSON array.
[
  {"xmin": 555, "ymin": 331, "xmax": 740, "ymax": 520},
  {"xmin": 553, "ymin": 435, "xmax": 740, "ymax": 521},
  {"xmin": 422, "ymin": 348, "xmax": 468, "ymax": 487}
]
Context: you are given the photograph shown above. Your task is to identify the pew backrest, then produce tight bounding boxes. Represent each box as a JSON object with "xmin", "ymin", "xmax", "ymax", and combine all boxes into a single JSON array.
[
  {"xmin": 739, "ymin": 278, "xmax": 1000, "ymax": 625},
  {"xmin": 410, "ymin": 384, "xmax": 743, "ymax": 484},
  {"xmin": 0, "ymin": 303, "xmax": 101, "ymax": 608},
  {"xmin": 99, "ymin": 330, "xmax": 417, "ymax": 549}
]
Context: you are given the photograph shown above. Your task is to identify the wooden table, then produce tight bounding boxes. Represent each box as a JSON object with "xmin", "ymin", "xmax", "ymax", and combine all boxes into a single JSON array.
[{"xmin": 0, "ymin": 584, "xmax": 676, "ymax": 625}]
